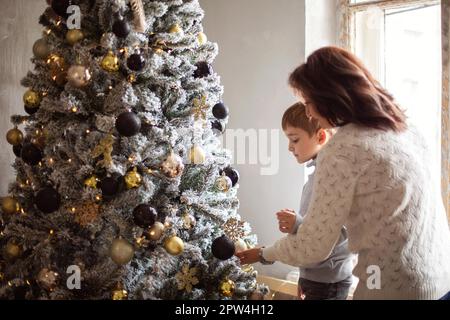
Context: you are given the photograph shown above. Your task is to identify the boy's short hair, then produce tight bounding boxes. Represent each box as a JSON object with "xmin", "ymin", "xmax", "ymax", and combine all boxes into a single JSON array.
[{"xmin": 281, "ymin": 102, "xmax": 321, "ymax": 136}]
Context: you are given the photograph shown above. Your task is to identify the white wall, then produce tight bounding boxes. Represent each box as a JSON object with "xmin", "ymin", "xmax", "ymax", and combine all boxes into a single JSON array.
[
  {"xmin": 200, "ymin": 0, "xmax": 306, "ymax": 279},
  {"xmin": 0, "ymin": 0, "xmax": 46, "ymax": 194},
  {"xmin": 305, "ymin": 0, "xmax": 339, "ymax": 55}
]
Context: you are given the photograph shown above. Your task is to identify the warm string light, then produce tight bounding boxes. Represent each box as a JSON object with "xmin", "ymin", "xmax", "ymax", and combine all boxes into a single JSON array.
[
  {"xmin": 71, "ymin": 106, "xmax": 78, "ymax": 113},
  {"xmin": 70, "ymin": 207, "xmax": 76, "ymax": 213},
  {"xmin": 95, "ymin": 195, "xmax": 102, "ymax": 202},
  {"xmin": 86, "ymin": 129, "xmax": 91, "ymax": 134}
]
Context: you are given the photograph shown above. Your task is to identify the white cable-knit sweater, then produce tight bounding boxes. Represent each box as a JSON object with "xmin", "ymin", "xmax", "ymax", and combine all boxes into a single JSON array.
[{"xmin": 263, "ymin": 123, "xmax": 450, "ymax": 299}]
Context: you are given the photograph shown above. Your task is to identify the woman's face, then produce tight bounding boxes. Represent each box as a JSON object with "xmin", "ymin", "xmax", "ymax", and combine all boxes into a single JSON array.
[{"xmin": 297, "ymin": 91, "xmax": 333, "ymax": 129}]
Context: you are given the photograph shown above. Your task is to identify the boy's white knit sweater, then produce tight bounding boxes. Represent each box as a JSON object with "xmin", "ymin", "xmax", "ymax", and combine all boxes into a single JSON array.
[{"xmin": 263, "ymin": 123, "xmax": 450, "ymax": 299}]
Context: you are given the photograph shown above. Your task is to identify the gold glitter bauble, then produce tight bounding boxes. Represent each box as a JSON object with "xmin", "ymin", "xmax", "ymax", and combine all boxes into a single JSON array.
[
  {"xmin": 1, "ymin": 197, "xmax": 19, "ymax": 214},
  {"xmin": 109, "ymin": 238, "xmax": 134, "ymax": 265},
  {"xmin": 6, "ymin": 128, "xmax": 24, "ymax": 146},
  {"xmin": 23, "ymin": 90, "xmax": 41, "ymax": 108},
  {"xmin": 160, "ymin": 152, "xmax": 184, "ymax": 178},
  {"xmin": 219, "ymin": 279, "xmax": 235, "ymax": 298},
  {"xmin": 197, "ymin": 32, "xmax": 207, "ymax": 45},
  {"xmin": 164, "ymin": 235, "xmax": 184, "ymax": 255},
  {"xmin": 147, "ymin": 222, "xmax": 165, "ymax": 241},
  {"xmin": 101, "ymin": 51, "xmax": 120, "ymax": 72},
  {"xmin": 124, "ymin": 167, "xmax": 142, "ymax": 189},
  {"xmin": 66, "ymin": 29, "xmax": 84, "ymax": 45}
]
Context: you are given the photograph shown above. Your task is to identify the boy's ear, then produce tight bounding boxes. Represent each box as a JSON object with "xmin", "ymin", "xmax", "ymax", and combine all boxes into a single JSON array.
[{"xmin": 317, "ymin": 129, "xmax": 327, "ymax": 145}]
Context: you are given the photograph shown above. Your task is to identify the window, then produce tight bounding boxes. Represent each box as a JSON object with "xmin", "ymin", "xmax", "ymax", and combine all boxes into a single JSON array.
[{"xmin": 341, "ymin": 0, "xmax": 442, "ymax": 183}]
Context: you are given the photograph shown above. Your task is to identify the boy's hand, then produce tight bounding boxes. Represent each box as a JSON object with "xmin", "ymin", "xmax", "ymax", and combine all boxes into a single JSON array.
[
  {"xmin": 276, "ymin": 209, "xmax": 297, "ymax": 234},
  {"xmin": 235, "ymin": 248, "xmax": 261, "ymax": 265}
]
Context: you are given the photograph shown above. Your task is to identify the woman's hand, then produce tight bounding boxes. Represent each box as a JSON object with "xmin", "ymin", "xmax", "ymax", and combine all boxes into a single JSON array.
[
  {"xmin": 276, "ymin": 209, "xmax": 297, "ymax": 233},
  {"xmin": 235, "ymin": 247, "xmax": 261, "ymax": 265}
]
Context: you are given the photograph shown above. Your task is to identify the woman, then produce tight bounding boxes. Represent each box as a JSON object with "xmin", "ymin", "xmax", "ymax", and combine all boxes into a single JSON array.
[{"xmin": 237, "ymin": 47, "xmax": 450, "ymax": 299}]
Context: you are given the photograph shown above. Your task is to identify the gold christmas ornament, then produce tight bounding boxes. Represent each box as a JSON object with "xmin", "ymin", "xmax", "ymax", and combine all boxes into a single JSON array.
[
  {"xmin": 92, "ymin": 134, "xmax": 114, "ymax": 168},
  {"xmin": 51, "ymin": 69, "xmax": 68, "ymax": 87},
  {"xmin": 84, "ymin": 175, "xmax": 99, "ymax": 189},
  {"xmin": 1, "ymin": 197, "xmax": 19, "ymax": 214},
  {"xmin": 164, "ymin": 235, "xmax": 184, "ymax": 255},
  {"xmin": 4, "ymin": 241, "xmax": 22, "ymax": 261},
  {"xmin": 101, "ymin": 51, "xmax": 120, "ymax": 72},
  {"xmin": 47, "ymin": 54, "xmax": 67, "ymax": 72},
  {"xmin": 124, "ymin": 167, "xmax": 142, "ymax": 189},
  {"xmin": 169, "ymin": 24, "xmax": 183, "ymax": 34},
  {"xmin": 109, "ymin": 238, "xmax": 135, "ymax": 265},
  {"xmin": 37, "ymin": 268, "xmax": 59, "ymax": 291},
  {"xmin": 112, "ymin": 284, "xmax": 128, "ymax": 300},
  {"xmin": 192, "ymin": 96, "xmax": 209, "ymax": 121},
  {"xmin": 234, "ymin": 238, "xmax": 248, "ymax": 253},
  {"xmin": 74, "ymin": 202, "xmax": 101, "ymax": 226},
  {"xmin": 188, "ymin": 144, "xmax": 206, "ymax": 165},
  {"xmin": 147, "ymin": 221, "xmax": 165, "ymax": 241},
  {"xmin": 23, "ymin": 90, "xmax": 41, "ymax": 108},
  {"xmin": 224, "ymin": 218, "xmax": 247, "ymax": 242},
  {"xmin": 161, "ymin": 152, "xmax": 184, "ymax": 178},
  {"xmin": 33, "ymin": 38, "xmax": 51, "ymax": 59},
  {"xmin": 215, "ymin": 174, "xmax": 232, "ymax": 192},
  {"xmin": 66, "ymin": 29, "xmax": 84, "ymax": 45},
  {"xmin": 127, "ymin": 73, "xmax": 137, "ymax": 83},
  {"xmin": 219, "ymin": 279, "xmax": 235, "ymax": 298},
  {"xmin": 182, "ymin": 213, "xmax": 196, "ymax": 230},
  {"xmin": 197, "ymin": 32, "xmax": 207, "ymax": 45},
  {"xmin": 175, "ymin": 264, "xmax": 199, "ymax": 293},
  {"xmin": 6, "ymin": 128, "xmax": 24, "ymax": 146},
  {"xmin": 67, "ymin": 65, "xmax": 91, "ymax": 88}
]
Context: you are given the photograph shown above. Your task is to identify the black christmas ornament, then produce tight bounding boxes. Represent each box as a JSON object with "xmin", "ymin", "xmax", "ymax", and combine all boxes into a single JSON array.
[
  {"xmin": 13, "ymin": 144, "xmax": 23, "ymax": 157},
  {"xmin": 51, "ymin": 0, "xmax": 72, "ymax": 19},
  {"xmin": 127, "ymin": 53, "xmax": 146, "ymax": 71},
  {"xmin": 115, "ymin": 111, "xmax": 141, "ymax": 137},
  {"xmin": 211, "ymin": 121, "xmax": 224, "ymax": 135},
  {"xmin": 222, "ymin": 167, "xmax": 240, "ymax": 187},
  {"xmin": 194, "ymin": 61, "xmax": 212, "ymax": 78},
  {"xmin": 212, "ymin": 102, "xmax": 229, "ymax": 120},
  {"xmin": 24, "ymin": 105, "xmax": 39, "ymax": 115},
  {"xmin": 211, "ymin": 235, "xmax": 235, "ymax": 260},
  {"xmin": 100, "ymin": 176, "xmax": 120, "ymax": 197},
  {"xmin": 21, "ymin": 143, "xmax": 43, "ymax": 165},
  {"xmin": 112, "ymin": 18, "xmax": 131, "ymax": 38},
  {"xmin": 35, "ymin": 187, "xmax": 61, "ymax": 214},
  {"xmin": 133, "ymin": 204, "xmax": 158, "ymax": 228}
]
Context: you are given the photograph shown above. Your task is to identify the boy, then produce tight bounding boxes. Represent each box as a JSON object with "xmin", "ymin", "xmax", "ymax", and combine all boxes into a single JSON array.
[{"xmin": 237, "ymin": 103, "xmax": 354, "ymax": 300}]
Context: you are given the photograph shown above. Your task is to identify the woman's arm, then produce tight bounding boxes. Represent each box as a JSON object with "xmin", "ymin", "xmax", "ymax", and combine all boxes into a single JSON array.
[{"xmin": 262, "ymin": 149, "xmax": 359, "ymax": 267}]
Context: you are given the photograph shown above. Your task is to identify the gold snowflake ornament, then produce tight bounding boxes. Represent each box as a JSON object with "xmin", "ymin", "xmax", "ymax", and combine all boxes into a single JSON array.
[
  {"xmin": 192, "ymin": 96, "xmax": 209, "ymax": 121},
  {"xmin": 223, "ymin": 217, "xmax": 247, "ymax": 242},
  {"xmin": 175, "ymin": 264, "xmax": 199, "ymax": 293}
]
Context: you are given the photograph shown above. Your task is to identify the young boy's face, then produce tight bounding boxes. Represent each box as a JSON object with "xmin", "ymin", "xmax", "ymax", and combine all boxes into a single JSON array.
[{"xmin": 284, "ymin": 125, "xmax": 324, "ymax": 164}]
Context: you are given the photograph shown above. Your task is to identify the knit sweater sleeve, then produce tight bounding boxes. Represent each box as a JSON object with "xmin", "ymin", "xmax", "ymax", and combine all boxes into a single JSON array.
[{"xmin": 263, "ymin": 140, "xmax": 360, "ymax": 266}]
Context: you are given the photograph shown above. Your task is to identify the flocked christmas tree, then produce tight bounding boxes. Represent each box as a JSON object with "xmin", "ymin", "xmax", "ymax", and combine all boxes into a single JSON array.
[{"xmin": 0, "ymin": 0, "xmax": 268, "ymax": 300}]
